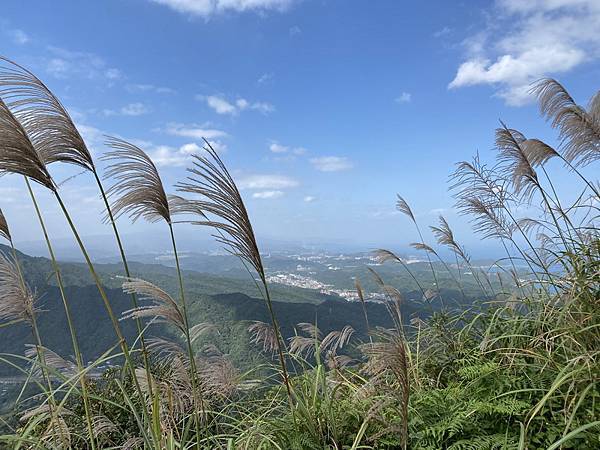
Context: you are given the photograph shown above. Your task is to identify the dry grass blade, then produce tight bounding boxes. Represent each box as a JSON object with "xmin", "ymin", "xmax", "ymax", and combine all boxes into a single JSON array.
[
  {"xmin": 175, "ymin": 142, "xmax": 264, "ymax": 277},
  {"xmin": 20, "ymin": 404, "xmax": 73, "ymax": 449},
  {"xmin": 102, "ymin": 137, "xmax": 171, "ymax": 224},
  {"xmin": 0, "ymin": 250, "xmax": 36, "ymax": 323},
  {"xmin": 0, "ymin": 57, "xmax": 94, "ymax": 171},
  {"xmin": 0, "ymin": 98, "xmax": 54, "ymax": 190},
  {"xmin": 0, "ymin": 208, "xmax": 10, "ymax": 242},
  {"xmin": 24, "ymin": 345, "xmax": 79, "ymax": 380},
  {"xmin": 121, "ymin": 278, "xmax": 185, "ymax": 332},
  {"xmin": 248, "ymin": 321, "xmax": 278, "ymax": 354},
  {"xmin": 396, "ymin": 195, "xmax": 415, "ymax": 222},
  {"xmin": 531, "ymin": 78, "xmax": 600, "ymax": 166}
]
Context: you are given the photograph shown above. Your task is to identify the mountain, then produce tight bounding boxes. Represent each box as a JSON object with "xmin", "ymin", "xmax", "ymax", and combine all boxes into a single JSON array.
[{"xmin": 0, "ymin": 245, "xmax": 422, "ymax": 376}]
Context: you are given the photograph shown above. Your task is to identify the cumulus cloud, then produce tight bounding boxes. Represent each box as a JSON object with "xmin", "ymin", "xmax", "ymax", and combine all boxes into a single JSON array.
[
  {"xmin": 149, "ymin": 0, "xmax": 296, "ymax": 17},
  {"xmin": 238, "ymin": 174, "xmax": 299, "ymax": 190},
  {"xmin": 149, "ymin": 140, "xmax": 225, "ymax": 167},
  {"xmin": 165, "ymin": 122, "xmax": 228, "ymax": 140},
  {"xmin": 449, "ymin": 0, "xmax": 600, "ymax": 105},
  {"xmin": 395, "ymin": 92, "xmax": 412, "ymax": 103},
  {"xmin": 310, "ymin": 156, "xmax": 353, "ymax": 172},
  {"xmin": 252, "ymin": 190, "xmax": 284, "ymax": 199},
  {"xmin": 269, "ymin": 141, "xmax": 306, "ymax": 155},
  {"xmin": 202, "ymin": 95, "xmax": 274, "ymax": 115}
]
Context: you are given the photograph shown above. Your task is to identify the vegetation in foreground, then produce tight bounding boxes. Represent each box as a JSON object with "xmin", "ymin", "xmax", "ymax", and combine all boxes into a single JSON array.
[{"xmin": 0, "ymin": 57, "xmax": 597, "ymax": 449}]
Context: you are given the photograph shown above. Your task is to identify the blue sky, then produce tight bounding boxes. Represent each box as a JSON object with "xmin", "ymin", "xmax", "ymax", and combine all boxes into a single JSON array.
[{"xmin": 0, "ymin": 0, "xmax": 599, "ymax": 254}]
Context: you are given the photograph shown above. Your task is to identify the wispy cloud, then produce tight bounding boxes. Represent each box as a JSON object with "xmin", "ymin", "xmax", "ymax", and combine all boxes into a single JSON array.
[
  {"xmin": 10, "ymin": 29, "xmax": 29, "ymax": 45},
  {"xmin": 269, "ymin": 141, "xmax": 307, "ymax": 155},
  {"xmin": 310, "ymin": 156, "xmax": 353, "ymax": 172},
  {"xmin": 289, "ymin": 25, "xmax": 302, "ymax": 36},
  {"xmin": 238, "ymin": 174, "xmax": 299, "ymax": 190},
  {"xmin": 126, "ymin": 83, "xmax": 175, "ymax": 94},
  {"xmin": 303, "ymin": 195, "xmax": 316, "ymax": 203},
  {"xmin": 395, "ymin": 92, "xmax": 412, "ymax": 103},
  {"xmin": 45, "ymin": 45, "xmax": 122, "ymax": 82},
  {"xmin": 257, "ymin": 72, "xmax": 274, "ymax": 84},
  {"xmin": 164, "ymin": 122, "xmax": 228, "ymax": 140},
  {"xmin": 149, "ymin": 0, "xmax": 296, "ymax": 18},
  {"xmin": 104, "ymin": 103, "xmax": 151, "ymax": 117},
  {"xmin": 201, "ymin": 94, "xmax": 274, "ymax": 115},
  {"xmin": 253, "ymin": 190, "xmax": 284, "ymax": 199},
  {"xmin": 449, "ymin": 0, "xmax": 600, "ymax": 106}
]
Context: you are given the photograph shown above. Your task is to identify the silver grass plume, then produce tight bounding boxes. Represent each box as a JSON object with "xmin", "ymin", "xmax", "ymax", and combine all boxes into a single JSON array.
[
  {"xmin": 396, "ymin": 195, "xmax": 415, "ymax": 222},
  {"xmin": 189, "ymin": 322, "xmax": 217, "ymax": 344},
  {"xmin": 0, "ymin": 250, "xmax": 37, "ymax": 323},
  {"xmin": 0, "ymin": 209, "xmax": 10, "ymax": 242},
  {"xmin": 121, "ymin": 278, "xmax": 185, "ymax": 332},
  {"xmin": 175, "ymin": 143, "xmax": 265, "ymax": 278},
  {"xmin": 430, "ymin": 216, "xmax": 470, "ymax": 263},
  {"xmin": 0, "ymin": 98, "xmax": 54, "ymax": 190},
  {"xmin": 0, "ymin": 57, "xmax": 94, "ymax": 170},
  {"xmin": 102, "ymin": 137, "xmax": 172, "ymax": 224},
  {"xmin": 531, "ymin": 78, "xmax": 600, "ymax": 167},
  {"xmin": 496, "ymin": 124, "xmax": 540, "ymax": 202},
  {"xmin": 24, "ymin": 345, "xmax": 79, "ymax": 380},
  {"xmin": 248, "ymin": 321, "xmax": 278, "ymax": 354}
]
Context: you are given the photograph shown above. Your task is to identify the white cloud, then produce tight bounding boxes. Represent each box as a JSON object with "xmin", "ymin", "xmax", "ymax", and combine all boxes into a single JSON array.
[
  {"xmin": 238, "ymin": 174, "xmax": 299, "ymax": 190},
  {"xmin": 269, "ymin": 141, "xmax": 307, "ymax": 155},
  {"xmin": 120, "ymin": 102, "xmax": 151, "ymax": 116},
  {"xmin": 45, "ymin": 46, "xmax": 121, "ymax": 83},
  {"xmin": 252, "ymin": 190, "xmax": 284, "ymax": 199},
  {"xmin": 449, "ymin": 0, "xmax": 600, "ymax": 105},
  {"xmin": 303, "ymin": 195, "xmax": 316, "ymax": 203},
  {"xmin": 165, "ymin": 122, "xmax": 228, "ymax": 140},
  {"xmin": 202, "ymin": 95, "xmax": 274, "ymax": 115},
  {"xmin": 126, "ymin": 83, "xmax": 175, "ymax": 94},
  {"xmin": 257, "ymin": 72, "xmax": 273, "ymax": 84},
  {"xmin": 11, "ymin": 29, "xmax": 29, "ymax": 45},
  {"xmin": 310, "ymin": 156, "xmax": 353, "ymax": 172},
  {"xmin": 289, "ymin": 25, "xmax": 302, "ymax": 36},
  {"xmin": 395, "ymin": 92, "xmax": 412, "ymax": 103},
  {"xmin": 149, "ymin": 0, "xmax": 296, "ymax": 17}
]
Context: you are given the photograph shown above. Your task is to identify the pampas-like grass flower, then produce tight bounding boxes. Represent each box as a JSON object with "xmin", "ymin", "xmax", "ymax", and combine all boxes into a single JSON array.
[
  {"xmin": 0, "ymin": 98, "xmax": 54, "ymax": 190},
  {"xmin": 175, "ymin": 142, "xmax": 265, "ymax": 278},
  {"xmin": 531, "ymin": 78, "xmax": 600, "ymax": 167},
  {"xmin": 0, "ymin": 250, "xmax": 37, "ymax": 323},
  {"xmin": 0, "ymin": 208, "xmax": 10, "ymax": 242},
  {"xmin": 121, "ymin": 278, "xmax": 185, "ymax": 332},
  {"xmin": 102, "ymin": 137, "xmax": 173, "ymax": 224},
  {"xmin": 248, "ymin": 321, "xmax": 278, "ymax": 354},
  {"xmin": 24, "ymin": 345, "xmax": 80, "ymax": 380},
  {"xmin": 0, "ymin": 57, "xmax": 94, "ymax": 171}
]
